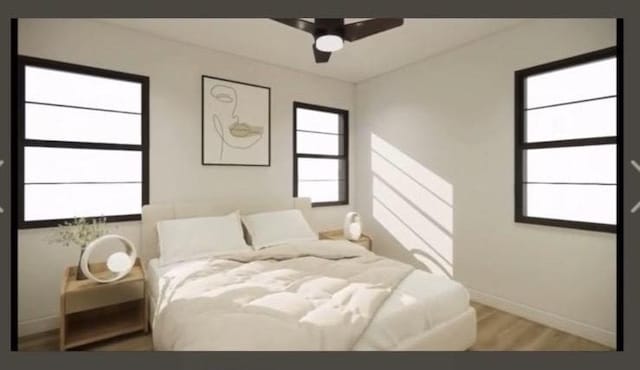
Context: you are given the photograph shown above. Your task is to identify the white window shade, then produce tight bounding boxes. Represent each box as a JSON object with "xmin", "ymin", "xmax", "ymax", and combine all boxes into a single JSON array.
[
  {"xmin": 526, "ymin": 98, "xmax": 616, "ymax": 142},
  {"xmin": 297, "ymin": 158, "xmax": 345, "ymax": 203},
  {"xmin": 526, "ymin": 184, "xmax": 615, "ymax": 225},
  {"xmin": 297, "ymin": 181, "xmax": 342, "ymax": 203},
  {"xmin": 25, "ymin": 66, "xmax": 142, "ymax": 113},
  {"xmin": 525, "ymin": 145, "xmax": 616, "ymax": 184},
  {"xmin": 296, "ymin": 131, "xmax": 342, "ymax": 155},
  {"xmin": 526, "ymin": 57, "xmax": 616, "ymax": 109},
  {"xmin": 25, "ymin": 103, "xmax": 141, "ymax": 144},
  {"xmin": 297, "ymin": 158, "xmax": 343, "ymax": 180},
  {"xmin": 24, "ymin": 183, "xmax": 142, "ymax": 221},
  {"xmin": 295, "ymin": 108, "xmax": 341, "ymax": 133},
  {"xmin": 24, "ymin": 147, "xmax": 141, "ymax": 184}
]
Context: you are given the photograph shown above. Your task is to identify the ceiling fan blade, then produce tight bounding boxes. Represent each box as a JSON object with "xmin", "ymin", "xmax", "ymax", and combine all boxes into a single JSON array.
[
  {"xmin": 272, "ymin": 18, "xmax": 316, "ymax": 34},
  {"xmin": 343, "ymin": 18, "xmax": 404, "ymax": 42},
  {"xmin": 313, "ymin": 44, "xmax": 331, "ymax": 63}
]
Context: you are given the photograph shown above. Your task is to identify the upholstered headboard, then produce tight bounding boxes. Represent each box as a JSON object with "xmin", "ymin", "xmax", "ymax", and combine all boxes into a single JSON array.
[{"xmin": 140, "ymin": 197, "xmax": 313, "ymax": 266}]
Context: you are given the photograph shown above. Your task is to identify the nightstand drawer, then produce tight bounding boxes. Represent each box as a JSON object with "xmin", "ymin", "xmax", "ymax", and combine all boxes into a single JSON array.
[{"xmin": 65, "ymin": 280, "xmax": 144, "ymax": 314}]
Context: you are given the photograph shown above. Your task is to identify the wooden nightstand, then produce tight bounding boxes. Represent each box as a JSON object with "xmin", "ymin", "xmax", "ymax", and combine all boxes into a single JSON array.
[
  {"xmin": 59, "ymin": 258, "xmax": 148, "ymax": 350},
  {"xmin": 319, "ymin": 229, "xmax": 372, "ymax": 250}
]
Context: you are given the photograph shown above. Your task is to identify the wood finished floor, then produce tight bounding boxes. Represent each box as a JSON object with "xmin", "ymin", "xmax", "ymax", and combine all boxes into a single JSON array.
[
  {"xmin": 470, "ymin": 302, "xmax": 610, "ymax": 351},
  {"xmin": 18, "ymin": 302, "xmax": 611, "ymax": 351}
]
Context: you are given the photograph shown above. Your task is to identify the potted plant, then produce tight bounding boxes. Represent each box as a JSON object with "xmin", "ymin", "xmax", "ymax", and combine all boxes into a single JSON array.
[{"xmin": 52, "ymin": 217, "xmax": 109, "ymax": 280}]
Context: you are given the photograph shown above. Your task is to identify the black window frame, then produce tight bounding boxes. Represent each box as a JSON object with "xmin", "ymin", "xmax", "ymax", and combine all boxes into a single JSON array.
[
  {"xmin": 293, "ymin": 101, "xmax": 349, "ymax": 207},
  {"xmin": 17, "ymin": 56, "xmax": 150, "ymax": 229},
  {"xmin": 515, "ymin": 46, "xmax": 618, "ymax": 233}
]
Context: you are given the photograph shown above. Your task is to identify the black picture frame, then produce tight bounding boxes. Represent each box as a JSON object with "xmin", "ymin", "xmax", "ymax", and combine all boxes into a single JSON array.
[{"xmin": 201, "ymin": 75, "xmax": 271, "ymax": 166}]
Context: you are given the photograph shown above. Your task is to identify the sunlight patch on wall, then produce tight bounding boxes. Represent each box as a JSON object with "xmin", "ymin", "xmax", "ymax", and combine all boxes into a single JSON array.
[
  {"xmin": 371, "ymin": 133, "xmax": 454, "ymax": 277},
  {"xmin": 371, "ymin": 151, "xmax": 453, "ymax": 233},
  {"xmin": 371, "ymin": 134, "xmax": 453, "ymax": 205},
  {"xmin": 373, "ymin": 177, "xmax": 452, "ymax": 264},
  {"xmin": 373, "ymin": 198, "xmax": 452, "ymax": 277}
]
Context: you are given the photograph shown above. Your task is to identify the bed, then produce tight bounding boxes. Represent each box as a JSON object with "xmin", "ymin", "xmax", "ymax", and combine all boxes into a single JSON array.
[{"xmin": 141, "ymin": 198, "xmax": 476, "ymax": 351}]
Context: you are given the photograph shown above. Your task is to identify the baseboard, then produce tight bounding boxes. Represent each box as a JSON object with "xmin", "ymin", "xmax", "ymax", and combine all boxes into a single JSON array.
[
  {"xmin": 18, "ymin": 316, "xmax": 59, "ymax": 338},
  {"xmin": 468, "ymin": 288, "xmax": 615, "ymax": 348}
]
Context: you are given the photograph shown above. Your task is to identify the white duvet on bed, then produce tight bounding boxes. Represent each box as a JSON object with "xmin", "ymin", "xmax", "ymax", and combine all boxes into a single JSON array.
[
  {"xmin": 148, "ymin": 241, "xmax": 469, "ymax": 351},
  {"xmin": 354, "ymin": 269, "xmax": 469, "ymax": 350}
]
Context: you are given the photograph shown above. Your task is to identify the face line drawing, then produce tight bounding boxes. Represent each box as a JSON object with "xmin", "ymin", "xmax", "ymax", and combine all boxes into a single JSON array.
[{"xmin": 209, "ymin": 84, "xmax": 264, "ymax": 160}]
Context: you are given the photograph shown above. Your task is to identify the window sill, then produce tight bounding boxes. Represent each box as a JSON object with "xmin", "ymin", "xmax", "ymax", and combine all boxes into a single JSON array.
[
  {"xmin": 515, "ymin": 215, "xmax": 616, "ymax": 233},
  {"xmin": 311, "ymin": 201, "xmax": 349, "ymax": 208},
  {"xmin": 19, "ymin": 214, "xmax": 142, "ymax": 230}
]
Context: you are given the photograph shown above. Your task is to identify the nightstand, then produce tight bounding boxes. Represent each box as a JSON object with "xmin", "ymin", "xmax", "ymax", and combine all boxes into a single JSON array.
[
  {"xmin": 59, "ymin": 258, "xmax": 148, "ymax": 350},
  {"xmin": 319, "ymin": 229, "xmax": 372, "ymax": 251}
]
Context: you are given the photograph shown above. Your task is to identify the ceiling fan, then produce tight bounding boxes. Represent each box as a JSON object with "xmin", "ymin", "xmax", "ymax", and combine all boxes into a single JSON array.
[{"xmin": 272, "ymin": 18, "xmax": 404, "ymax": 63}]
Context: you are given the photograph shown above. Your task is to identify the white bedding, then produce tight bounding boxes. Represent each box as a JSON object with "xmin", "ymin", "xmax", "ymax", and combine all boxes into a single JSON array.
[{"xmin": 147, "ymin": 241, "xmax": 469, "ymax": 350}]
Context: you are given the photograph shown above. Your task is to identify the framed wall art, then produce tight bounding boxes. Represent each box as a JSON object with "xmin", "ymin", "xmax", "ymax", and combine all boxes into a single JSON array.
[{"xmin": 201, "ymin": 75, "xmax": 271, "ymax": 166}]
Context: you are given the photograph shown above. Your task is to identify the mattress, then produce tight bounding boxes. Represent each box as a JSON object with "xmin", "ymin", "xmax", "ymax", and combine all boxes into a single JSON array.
[{"xmin": 147, "ymin": 257, "xmax": 469, "ymax": 350}]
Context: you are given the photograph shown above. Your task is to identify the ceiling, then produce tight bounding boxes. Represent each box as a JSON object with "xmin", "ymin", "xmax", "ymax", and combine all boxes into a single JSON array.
[{"xmin": 100, "ymin": 18, "xmax": 525, "ymax": 83}]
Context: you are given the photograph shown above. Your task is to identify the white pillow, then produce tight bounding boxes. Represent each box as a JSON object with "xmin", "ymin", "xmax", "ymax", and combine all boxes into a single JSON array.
[
  {"xmin": 157, "ymin": 211, "xmax": 249, "ymax": 266},
  {"xmin": 242, "ymin": 209, "xmax": 318, "ymax": 249}
]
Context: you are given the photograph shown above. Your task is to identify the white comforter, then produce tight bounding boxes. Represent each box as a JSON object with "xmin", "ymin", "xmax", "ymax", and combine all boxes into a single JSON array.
[{"xmin": 153, "ymin": 240, "xmax": 413, "ymax": 350}]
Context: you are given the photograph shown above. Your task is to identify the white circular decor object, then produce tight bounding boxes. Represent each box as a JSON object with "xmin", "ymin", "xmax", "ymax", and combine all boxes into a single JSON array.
[{"xmin": 81, "ymin": 234, "xmax": 137, "ymax": 283}]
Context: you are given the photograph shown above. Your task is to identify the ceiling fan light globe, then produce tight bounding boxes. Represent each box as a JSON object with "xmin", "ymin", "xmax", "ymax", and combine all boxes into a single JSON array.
[{"xmin": 315, "ymin": 35, "xmax": 343, "ymax": 52}]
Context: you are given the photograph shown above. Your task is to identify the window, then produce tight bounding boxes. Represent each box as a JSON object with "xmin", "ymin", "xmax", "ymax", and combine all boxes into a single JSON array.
[
  {"xmin": 515, "ymin": 47, "xmax": 618, "ymax": 232},
  {"xmin": 293, "ymin": 102, "xmax": 348, "ymax": 206},
  {"xmin": 18, "ymin": 56, "xmax": 149, "ymax": 228}
]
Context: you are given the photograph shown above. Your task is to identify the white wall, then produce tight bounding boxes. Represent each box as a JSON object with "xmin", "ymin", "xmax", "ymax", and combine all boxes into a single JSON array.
[
  {"xmin": 18, "ymin": 19, "xmax": 356, "ymax": 336},
  {"xmin": 354, "ymin": 19, "xmax": 616, "ymax": 347}
]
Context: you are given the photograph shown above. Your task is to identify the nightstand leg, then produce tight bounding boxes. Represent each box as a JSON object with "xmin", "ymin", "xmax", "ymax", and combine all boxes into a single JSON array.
[
  {"xmin": 59, "ymin": 301, "xmax": 65, "ymax": 350},
  {"xmin": 144, "ymin": 294, "xmax": 150, "ymax": 333}
]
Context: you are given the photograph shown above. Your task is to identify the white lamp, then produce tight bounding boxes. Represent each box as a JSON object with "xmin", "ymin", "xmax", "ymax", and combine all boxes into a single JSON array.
[
  {"xmin": 343, "ymin": 212, "xmax": 362, "ymax": 241},
  {"xmin": 81, "ymin": 234, "xmax": 137, "ymax": 283}
]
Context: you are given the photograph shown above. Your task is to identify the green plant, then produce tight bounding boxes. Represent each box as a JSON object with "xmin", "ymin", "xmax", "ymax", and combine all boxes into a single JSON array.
[{"xmin": 52, "ymin": 217, "xmax": 109, "ymax": 250}]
